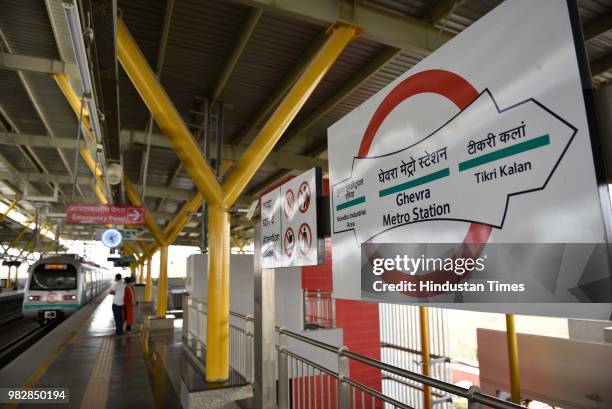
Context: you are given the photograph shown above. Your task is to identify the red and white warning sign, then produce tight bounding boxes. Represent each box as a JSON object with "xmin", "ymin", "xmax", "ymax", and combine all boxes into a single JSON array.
[
  {"xmin": 298, "ymin": 222, "xmax": 312, "ymax": 256},
  {"xmin": 284, "ymin": 189, "xmax": 295, "ymax": 218},
  {"xmin": 260, "ymin": 167, "xmax": 322, "ymax": 268},
  {"xmin": 284, "ymin": 227, "xmax": 295, "ymax": 256},
  {"xmin": 298, "ymin": 181, "xmax": 311, "ymax": 213}
]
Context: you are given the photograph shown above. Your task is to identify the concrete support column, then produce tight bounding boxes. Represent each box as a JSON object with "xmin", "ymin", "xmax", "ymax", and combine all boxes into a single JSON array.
[
  {"xmin": 156, "ymin": 245, "xmax": 169, "ymax": 318},
  {"xmin": 205, "ymin": 203, "xmax": 230, "ymax": 382},
  {"xmin": 138, "ymin": 262, "xmax": 144, "ymax": 284}
]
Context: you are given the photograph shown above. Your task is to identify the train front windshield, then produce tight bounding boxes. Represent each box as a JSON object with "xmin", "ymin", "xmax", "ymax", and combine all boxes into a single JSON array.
[{"xmin": 30, "ymin": 263, "xmax": 77, "ymax": 291}]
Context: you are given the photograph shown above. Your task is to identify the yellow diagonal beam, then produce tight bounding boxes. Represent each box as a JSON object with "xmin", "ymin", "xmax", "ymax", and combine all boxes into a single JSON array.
[
  {"xmin": 51, "ymin": 73, "xmax": 94, "ymax": 142},
  {"xmin": 137, "ymin": 239, "xmax": 150, "ymax": 258},
  {"xmin": 8, "ymin": 216, "xmax": 35, "ymax": 248},
  {"xmin": 52, "ymin": 73, "xmax": 108, "ymax": 204},
  {"xmin": 124, "ymin": 177, "xmax": 166, "ymax": 246},
  {"xmin": 164, "ymin": 194, "xmax": 203, "ymax": 244},
  {"xmin": 0, "ymin": 197, "xmax": 20, "ymax": 223},
  {"xmin": 117, "ymin": 19, "xmax": 223, "ymax": 205},
  {"xmin": 222, "ymin": 23, "xmax": 359, "ymax": 204}
]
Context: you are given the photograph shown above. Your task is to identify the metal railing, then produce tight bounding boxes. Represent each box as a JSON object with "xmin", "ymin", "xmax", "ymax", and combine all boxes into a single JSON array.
[
  {"xmin": 182, "ymin": 296, "xmax": 254, "ymax": 384},
  {"xmin": 303, "ymin": 290, "xmax": 335, "ymax": 330},
  {"xmin": 277, "ymin": 327, "xmax": 523, "ymax": 409},
  {"xmin": 182, "ymin": 296, "xmax": 522, "ymax": 409},
  {"xmin": 380, "ymin": 304, "xmax": 452, "ymax": 408},
  {"xmin": 168, "ymin": 289, "xmax": 185, "ymax": 311}
]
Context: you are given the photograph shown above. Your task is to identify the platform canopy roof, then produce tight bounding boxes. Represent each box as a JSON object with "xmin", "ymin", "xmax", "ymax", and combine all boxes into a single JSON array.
[{"xmin": 0, "ymin": 0, "xmax": 611, "ymax": 249}]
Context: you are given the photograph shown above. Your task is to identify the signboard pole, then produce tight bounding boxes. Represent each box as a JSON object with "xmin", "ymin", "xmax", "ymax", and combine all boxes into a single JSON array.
[
  {"xmin": 253, "ymin": 224, "xmax": 276, "ymax": 409},
  {"xmin": 505, "ymin": 314, "xmax": 521, "ymax": 403},
  {"xmin": 419, "ymin": 306, "xmax": 432, "ymax": 409}
]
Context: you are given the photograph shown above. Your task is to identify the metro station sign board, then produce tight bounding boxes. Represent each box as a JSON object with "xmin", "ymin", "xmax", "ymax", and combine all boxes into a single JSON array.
[
  {"xmin": 260, "ymin": 167, "xmax": 323, "ymax": 268},
  {"xmin": 327, "ymin": 0, "xmax": 612, "ymax": 316},
  {"xmin": 66, "ymin": 203, "xmax": 145, "ymax": 225}
]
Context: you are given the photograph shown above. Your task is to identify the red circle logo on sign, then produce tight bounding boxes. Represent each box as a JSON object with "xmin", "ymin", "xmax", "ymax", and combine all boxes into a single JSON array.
[
  {"xmin": 284, "ymin": 227, "xmax": 295, "ymax": 257},
  {"xmin": 284, "ymin": 189, "xmax": 295, "ymax": 218},
  {"xmin": 47, "ymin": 292, "xmax": 58, "ymax": 304},
  {"xmin": 298, "ymin": 181, "xmax": 311, "ymax": 213},
  {"xmin": 358, "ymin": 69, "xmax": 491, "ymax": 297},
  {"xmin": 298, "ymin": 222, "xmax": 312, "ymax": 256}
]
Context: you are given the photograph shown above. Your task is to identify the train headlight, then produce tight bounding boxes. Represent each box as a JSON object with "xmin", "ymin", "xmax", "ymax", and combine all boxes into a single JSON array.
[
  {"xmin": 63, "ymin": 295, "xmax": 77, "ymax": 301},
  {"xmin": 28, "ymin": 296, "xmax": 41, "ymax": 301}
]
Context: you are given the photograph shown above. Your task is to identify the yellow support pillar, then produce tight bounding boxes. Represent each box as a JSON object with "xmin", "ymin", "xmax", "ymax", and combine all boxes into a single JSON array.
[
  {"xmin": 505, "ymin": 314, "xmax": 521, "ymax": 404},
  {"xmin": 145, "ymin": 256, "xmax": 153, "ymax": 302},
  {"xmin": 419, "ymin": 306, "xmax": 432, "ymax": 409},
  {"xmin": 205, "ymin": 204, "xmax": 230, "ymax": 381},
  {"xmin": 157, "ymin": 245, "xmax": 169, "ymax": 318}
]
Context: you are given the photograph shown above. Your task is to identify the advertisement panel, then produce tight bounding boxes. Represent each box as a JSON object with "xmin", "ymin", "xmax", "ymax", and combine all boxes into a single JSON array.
[{"xmin": 327, "ymin": 0, "xmax": 612, "ymax": 318}]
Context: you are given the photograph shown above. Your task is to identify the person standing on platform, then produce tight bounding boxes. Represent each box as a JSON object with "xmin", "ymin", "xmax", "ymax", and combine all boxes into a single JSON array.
[
  {"xmin": 123, "ymin": 276, "xmax": 136, "ymax": 332},
  {"xmin": 109, "ymin": 273, "xmax": 125, "ymax": 336}
]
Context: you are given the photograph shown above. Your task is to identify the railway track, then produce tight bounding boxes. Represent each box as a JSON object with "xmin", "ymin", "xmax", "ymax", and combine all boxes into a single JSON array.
[
  {"xmin": 0, "ymin": 292, "xmax": 24, "ymax": 326},
  {"xmin": 0, "ymin": 318, "xmax": 62, "ymax": 369}
]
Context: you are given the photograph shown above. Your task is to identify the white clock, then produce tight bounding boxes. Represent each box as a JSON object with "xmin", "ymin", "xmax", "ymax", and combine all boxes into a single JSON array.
[{"xmin": 101, "ymin": 228, "xmax": 122, "ymax": 248}]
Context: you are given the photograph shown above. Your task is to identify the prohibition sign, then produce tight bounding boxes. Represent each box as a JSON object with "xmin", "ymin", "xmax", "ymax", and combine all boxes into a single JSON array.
[
  {"xmin": 298, "ymin": 181, "xmax": 311, "ymax": 213},
  {"xmin": 358, "ymin": 69, "xmax": 491, "ymax": 296},
  {"xmin": 298, "ymin": 222, "xmax": 312, "ymax": 256},
  {"xmin": 284, "ymin": 189, "xmax": 295, "ymax": 218},
  {"xmin": 284, "ymin": 227, "xmax": 295, "ymax": 257}
]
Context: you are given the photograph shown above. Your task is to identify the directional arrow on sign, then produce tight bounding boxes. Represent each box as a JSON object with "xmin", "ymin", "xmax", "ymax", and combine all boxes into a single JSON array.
[
  {"xmin": 331, "ymin": 89, "xmax": 576, "ymax": 244},
  {"xmin": 128, "ymin": 208, "xmax": 143, "ymax": 223}
]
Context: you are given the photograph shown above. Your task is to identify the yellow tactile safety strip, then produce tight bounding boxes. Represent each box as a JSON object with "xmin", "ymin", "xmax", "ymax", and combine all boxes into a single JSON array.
[{"xmin": 79, "ymin": 337, "xmax": 114, "ymax": 409}]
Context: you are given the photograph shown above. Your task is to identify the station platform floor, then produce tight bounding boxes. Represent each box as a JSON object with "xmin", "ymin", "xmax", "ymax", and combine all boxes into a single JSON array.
[
  {"xmin": 1, "ymin": 293, "xmax": 249, "ymax": 409},
  {"xmin": 8, "ymin": 295, "xmax": 182, "ymax": 408}
]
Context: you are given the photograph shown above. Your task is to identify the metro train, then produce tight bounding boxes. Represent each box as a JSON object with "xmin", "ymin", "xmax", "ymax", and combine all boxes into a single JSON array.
[{"xmin": 22, "ymin": 254, "xmax": 113, "ymax": 323}]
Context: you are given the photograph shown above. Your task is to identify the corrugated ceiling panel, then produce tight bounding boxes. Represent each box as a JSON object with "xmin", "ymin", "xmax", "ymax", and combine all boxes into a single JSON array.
[
  {"xmin": 0, "ymin": 70, "xmax": 46, "ymax": 134},
  {"xmin": 222, "ymin": 12, "xmax": 322, "ymax": 142},
  {"xmin": 364, "ymin": 0, "xmax": 440, "ymax": 19},
  {"xmin": 118, "ymin": 0, "xmax": 166, "ymax": 131},
  {"xmin": 293, "ymin": 37, "xmax": 385, "ymax": 126},
  {"xmin": 19, "ymin": 74, "xmax": 76, "ymax": 137},
  {"xmin": 0, "ymin": 0, "xmax": 59, "ymax": 59}
]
